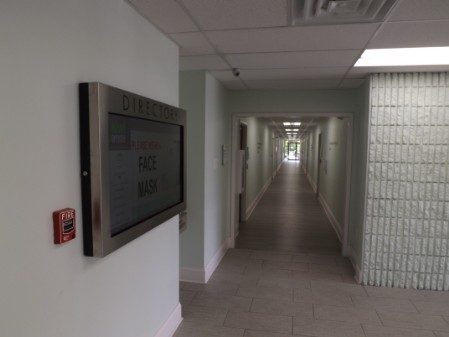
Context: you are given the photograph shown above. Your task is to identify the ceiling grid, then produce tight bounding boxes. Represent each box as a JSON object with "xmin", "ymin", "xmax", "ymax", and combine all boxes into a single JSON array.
[{"xmin": 127, "ymin": 0, "xmax": 449, "ymax": 90}]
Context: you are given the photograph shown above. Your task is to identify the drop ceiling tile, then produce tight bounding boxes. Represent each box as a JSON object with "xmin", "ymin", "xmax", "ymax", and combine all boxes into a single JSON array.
[
  {"xmin": 245, "ymin": 79, "xmax": 340, "ymax": 90},
  {"xmin": 226, "ymin": 50, "xmax": 360, "ymax": 69},
  {"xmin": 178, "ymin": 0, "xmax": 287, "ymax": 30},
  {"xmin": 389, "ymin": 0, "xmax": 449, "ymax": 22},
  {"xmin": 180, "ymin": 55, "xmax": 229, "ymax": 70},
  {"xmin": 368, "ymin": 20, "xmax": 449, "ymax": 49},
  {"xmin": 237, "ymin": 67, "xmax": 349, "ymax": 81},
  {"xmin": 170, "ymin": 32, "xmax": 216, "ymax": 55},
  {"xmin": 206, "ymin": 23, "xmax": 379, "ymax": 54},
  {"xmin": 128, "ymin": 0, "xmax": 197, "ymax": 33},
  {"xmin": 339, "ymin": 78, "xmax": 366, "ymax": 88}
]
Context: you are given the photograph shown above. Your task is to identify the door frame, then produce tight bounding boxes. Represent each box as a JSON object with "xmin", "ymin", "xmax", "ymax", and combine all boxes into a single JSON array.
[
  {"xmin": 238, "ymin": 122, "xmax": 248, "ymax": 224},
  {"xmin": 229, "ymin": 112, "xmax": 353, "ymax": 258}
]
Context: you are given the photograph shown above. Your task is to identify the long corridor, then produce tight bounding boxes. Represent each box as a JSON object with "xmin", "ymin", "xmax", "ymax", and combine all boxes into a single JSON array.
[
  {"xmin": 175, "ymin": 161, "xmax": 449, "ymax": 337},
  {"xmin": 235, "ymin": 161, "xmax": 341, "ymax": 255}
]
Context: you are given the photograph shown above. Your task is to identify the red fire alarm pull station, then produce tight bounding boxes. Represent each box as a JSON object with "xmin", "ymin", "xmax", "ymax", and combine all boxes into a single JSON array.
[{"xmin": 53, "ymin": 208, "xmax": 76, "ymax": 244}]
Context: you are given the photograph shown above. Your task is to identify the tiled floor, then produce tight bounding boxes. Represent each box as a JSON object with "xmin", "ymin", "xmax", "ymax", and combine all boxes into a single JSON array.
[
  {"xmin": 235, "ymin": 161, "xmax": 341, "ymax": 255},
  {"xmin": 176, "ymin": 249, "xmax": 449, "ymax": 337},
  {"xmin": 174, "ymin": 162, "xmax": 449, "ymax": 336}
]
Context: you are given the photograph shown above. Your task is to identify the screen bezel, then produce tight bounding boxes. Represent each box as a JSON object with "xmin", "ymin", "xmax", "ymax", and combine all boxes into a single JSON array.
[{"xmin": 79, "ymin": 82, "xmax": 186, "ymax": 257}]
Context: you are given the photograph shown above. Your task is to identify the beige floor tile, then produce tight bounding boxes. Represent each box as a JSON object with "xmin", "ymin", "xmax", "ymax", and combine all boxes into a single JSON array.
[
  {"xmin": 238, "ymin": 285, "xmax": 294, "ymax": 301},
  {"xmin": 294, "ymin": 287, "xmax": 353, "ymax": 307},
  {"xmin": 257, "ymin": 275, "xmax": 311, "ymax": 290},
  {"xmin": 214, "ymin": 263, "xmax": 246, "ymax": 274},
  {"xmin": 364, "ymin": 286, "xmax": 449, "ymax": 301},
  {"xmin": 309, "ymin": 263, "xmax": 354, "ymax": 275},
  {"xmin": 413, "ymin": 299, "xmax": 449, "ymax": 316},
  {"xmin": 314, "ymin": 304, "xmax": 381, "ymax": 324},
  {"xmin": 362, "ymin": 324, "xmax": 436, "ymax": 337},
  {"xmin": 292, "ymin": 255, "xmax": 338, "ymax": 265},
  {"xmin": 208, "ymin": 270, "xmax": 259, "ymax": 286},
  {"xmin": 173, "ymin": 321, "xmax": 244, "ymax": 337},
  {"xmin": 191, "ymin": 292, "xmax": 252, "ymax": 311},
  {"xmin": 293, "ymin": 317, "xmax": 365, "ymax": 337},
  {"xmin": 251, "ymin": 298, "xmax": 313, "ymax": 317},
  {"xmin": 224, "ymin": 310, "xmax": 293, "ymax": 334},
  {"xmin": 225, "ymin": 249, "xmax": 255, "ymax": 258},
  {"xmin": 292, "ymin": 270, "xmax": 344, "ymax": 282},
  {"xmin": 180, "ymin": 290, "xmax": 197, "ymax": 305},
  {"xmin": 244, "ymin": 330, "xmax": 295, "ymax": 337},
  {"xmin": 377, "ymin": 310, "xmax": 449, "ymax": 331},
  {"xmin": 220, "ymin": 256, "xmax": 264, "ymax": 268},
  {"xmin": 245, "ymin": 267, "xmax": 293, "ymax": 279},
  {"xmin": 311, "ymin": 280, "xmax": 367, "ymax": 297},
  {"xmin": 205, "ymin": 282, "xmax": 240, "ymax": 294},
  {"xmin": 251, "ymin": 251, "xmax": 294, "ymax": 262},
  {"xmin": 264, "ymin": 260, "xmax": 310, "ymax": 272},
  {"xmin": 435, "ymin": 331, "xmax": 449, "ymax": 337},
  {"xmin": 182, "ymin": 305, "xmax": 228, "ymax": 325},
  {"xmin": 351, "ymin": 295, "xmax": 418, "ymax": 313}
]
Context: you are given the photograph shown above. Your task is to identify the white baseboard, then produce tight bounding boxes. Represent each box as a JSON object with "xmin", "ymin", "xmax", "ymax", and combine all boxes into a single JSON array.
[
  {"xmin": 154, "ymin": 303, "xmax": 182, "ymax": 337},
  {"xmin": 179, "ymin": 267, "xmax": 205, "ymax": 283},
  {"xmin": 345, "ymin": 245, "xmax": 362, "ymax": 284},
  {"xmin": 318, "ymin": 193, "xmax": 343, "ymax": 242},
  {"xmin": 306, "ymin": 173, "xmax": 317, "ymax": 193},
  {"xmin": 205, "ymin": 238, "xmax": 231, "ymax": 282},
  {"xmin": 179, "ymin": 238, "xmax": 231, "ymax": 284},
  {"xmin": 276, "ymin": 160, "xmax": 283, "ymax": 173},
  {"xmin": 246, "ymin": 177, "xmax": 272, "ymax": 219}
]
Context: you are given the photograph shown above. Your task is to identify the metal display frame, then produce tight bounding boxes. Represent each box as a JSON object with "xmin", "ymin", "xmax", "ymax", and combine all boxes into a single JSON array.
[{"xmin": 79, "ymin": 82, "xmax": 186, "ymax": 257}]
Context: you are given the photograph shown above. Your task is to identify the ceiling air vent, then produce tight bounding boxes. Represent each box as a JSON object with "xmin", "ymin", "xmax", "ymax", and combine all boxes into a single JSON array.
[{"xmin": 291, "ymin": 0, "xmax": 398, "ymax": 25}]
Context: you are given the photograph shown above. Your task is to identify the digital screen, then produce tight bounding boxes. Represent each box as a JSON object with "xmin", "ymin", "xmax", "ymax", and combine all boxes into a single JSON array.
[{"xmin": 108, "ymin": 113, "xmax": 182, "ymax": 236}]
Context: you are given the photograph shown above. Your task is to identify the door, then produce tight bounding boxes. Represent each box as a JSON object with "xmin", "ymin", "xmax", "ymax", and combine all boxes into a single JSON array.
[
  {"xmin": 316, "ymin": 133, "xmax": 322, "ymax": 198},
  {"xmin": 238, "ymin": 123, "xmax": 248, "ymax": 222}
]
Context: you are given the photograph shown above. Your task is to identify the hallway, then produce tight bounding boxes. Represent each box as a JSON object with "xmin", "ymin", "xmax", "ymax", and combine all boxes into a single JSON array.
[
  {"xmin": 175, "ymin": 160, "xmax": 449, "ymax": 337},
  {"xmin": 235, "ymin": 161, "xmax": 341, "ymax": 255}
]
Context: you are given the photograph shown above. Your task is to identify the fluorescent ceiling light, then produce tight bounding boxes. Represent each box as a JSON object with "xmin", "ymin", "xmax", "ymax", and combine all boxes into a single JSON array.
[
  {"xmin": 292, "ymin": 122, "xmax": 301, "ymax": 126},
  {"xmin": 355, "ymin": 47, "xmax": 449, "ymax": 67},
  {"xmin": 283, "ymin": 122, "xmax": 291, "ymax": 126},
  {"xmin": 284, "ymin": 122, "xmax": 301, "ymax": 126},
  {"xmin": 285, "ymin": 129, "xmax": 299, "ymax": 132}
]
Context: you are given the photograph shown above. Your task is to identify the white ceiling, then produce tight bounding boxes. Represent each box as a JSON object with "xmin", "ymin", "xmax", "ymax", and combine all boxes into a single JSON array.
[{"xmin": 127, "ymin": 0, "xmax": 449, "ymax": 91}]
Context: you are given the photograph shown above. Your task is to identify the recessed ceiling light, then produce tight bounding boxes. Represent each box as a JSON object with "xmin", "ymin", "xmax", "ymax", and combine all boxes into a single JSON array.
[
  {"xmin": 292, "ymin": 122, "xmax": 301, "ymax": 126},
  {"xmin": 355, "ymin": 47, "xmax": 449, "ymax": 67},
  {"xmin": 283, "ymin": 122, "xmax": 291, "ymax": 126}
]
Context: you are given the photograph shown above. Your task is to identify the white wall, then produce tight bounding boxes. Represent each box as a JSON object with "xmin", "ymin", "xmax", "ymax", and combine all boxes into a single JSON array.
[
  {"xmin": 230, "ymin": 89, "xmax": 358, "ymax": 114},
  {"xmin": 179, "ymin": 71, "xmax": 206, "ymax": 268},
  {"xmin": 304, "ymin": 118, "xmax": 348, "ymax": 238},
  {"xmin": 204, "ymin": 73, "xmax": 231, "ymax": 264},
  {"xmin": 240, "ymin": 117, "xmax": 274, "ymax": 211},
  {"xmin": 0, "ymin": 1, "xmax": 180, "ymax": 336},
  {"xmin": 179, "ymin": 71, "xmax": 231, "ymax": 280}
]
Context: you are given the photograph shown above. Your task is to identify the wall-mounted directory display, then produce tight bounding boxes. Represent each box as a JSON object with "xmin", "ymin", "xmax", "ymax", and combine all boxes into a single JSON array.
[{"xmin": 79, "ymin": 82, "xmax": 186, "ymax": 257}]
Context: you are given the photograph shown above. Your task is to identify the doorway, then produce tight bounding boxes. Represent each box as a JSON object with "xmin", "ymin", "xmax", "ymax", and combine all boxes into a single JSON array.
[
  {"xmin": 238, "ymin": 122, "xmax": 248, "ymax": 224},
  {"xmin": 230, "ymin": 113, "xmax": 353, "ymax": 257}
]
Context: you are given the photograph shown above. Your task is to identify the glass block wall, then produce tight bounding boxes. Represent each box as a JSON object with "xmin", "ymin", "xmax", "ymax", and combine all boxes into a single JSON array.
[{"xmin": 363, "ymin": 73, "xmax": 449, "ymax": 290}]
